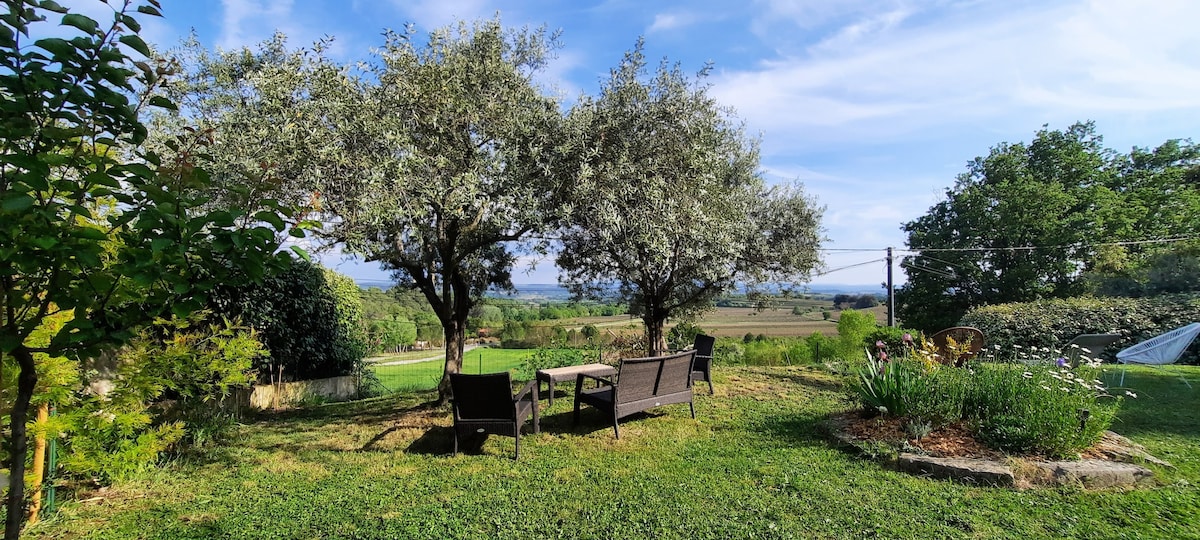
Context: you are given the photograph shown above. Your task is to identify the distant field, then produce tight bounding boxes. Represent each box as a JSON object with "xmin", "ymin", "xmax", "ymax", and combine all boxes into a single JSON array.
[
  {"xmin": 690, "ymin": 306, "xmax": 887, "ymax": 338},
  {"xmin": 543, "ymin": 305, "xmax": 889, "ymax": 339}
]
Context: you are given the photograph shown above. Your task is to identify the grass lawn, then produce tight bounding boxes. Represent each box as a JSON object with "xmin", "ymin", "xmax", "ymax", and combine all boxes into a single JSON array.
[
  {"xmin": 369, "ymin": 348, "xmax": 544, "ymax": 392},
  {"xmin": 28, "ymin": 364, "xmax": 1200, "ymax": 539}
]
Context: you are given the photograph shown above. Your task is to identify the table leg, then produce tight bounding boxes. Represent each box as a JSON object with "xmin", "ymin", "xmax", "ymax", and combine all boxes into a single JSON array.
[{"xmin": 547, "ymin": 379, "xmax": 556, "ymax": 406}]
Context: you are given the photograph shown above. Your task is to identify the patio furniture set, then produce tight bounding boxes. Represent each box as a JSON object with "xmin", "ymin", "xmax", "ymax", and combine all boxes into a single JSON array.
[
  {"xmin": 449, "ymin": 334, "xmax": 716, "ymax": 459},
  {"xmin": 447, "ymin": 324, "xmax": 1199, "ymax": 460}
]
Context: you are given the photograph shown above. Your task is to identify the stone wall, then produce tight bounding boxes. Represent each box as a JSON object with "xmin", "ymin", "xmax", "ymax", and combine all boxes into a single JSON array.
[{"xmin": 246, "ymin": 375, "xmax": 358, "ymax": 410}]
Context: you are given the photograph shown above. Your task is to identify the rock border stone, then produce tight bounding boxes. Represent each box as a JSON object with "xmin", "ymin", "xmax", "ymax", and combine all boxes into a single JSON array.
[{"xmin": 828, "ymin": 416, "xmax": 1166, "ymax": 489}]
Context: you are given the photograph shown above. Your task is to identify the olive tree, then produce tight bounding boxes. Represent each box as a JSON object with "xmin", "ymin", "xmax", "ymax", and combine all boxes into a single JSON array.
[
  {"xmin": 0, "ymin": 2, "xmax": 294, "ymax": 536},
  {"xmin": 558, "ymin": 42, "xmax": 824, "ymax": 355},
  {"xmin": 324, "ymin": 22, "xmax": 573, "ymax": 402},
  {"xmin": 155, "ymin": 20, "xmax": 573, "ymax": 404}
]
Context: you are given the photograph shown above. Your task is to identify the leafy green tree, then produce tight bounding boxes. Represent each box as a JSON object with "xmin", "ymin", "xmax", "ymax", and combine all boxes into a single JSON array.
[
  {"xmin": 368, "ymin": 318, "xmax": 416, "ymax": 353},
  {"xmin": 162, "ymin": 20, "xmax": 572, "ymax": 404},
  {"xmin": 898, "ymin": 122, "xmax": 1200, "ymax": 331},
  {"xmin": 898, "ymin": 122, "xmax": 1110, "ymax": 331},
  {"xmin": 0, "ymin": 2, "xmax": 294, "ymax": 535},
  {"xmin": 557, "ymin": 42, "xmax": 824, "ymax": 355},
  {"xmin": 320, "ymin": 21, "xmax": 572, "ymax": 402}
]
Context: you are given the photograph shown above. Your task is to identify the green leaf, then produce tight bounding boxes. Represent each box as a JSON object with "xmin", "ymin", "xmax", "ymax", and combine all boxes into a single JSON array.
[
  {"xmin": 119, "ymin": 13, "xmax": 141, "ymax": 33},
  {"xmin": 34, "ymin": 37, "xmax": 74, "ymax": 58},
  {"xmin": 1, "ymin": 194, "xmax": 35, "ymax": 212},
  {"xmin": 74, "ymin": 227, "xmax": 109, "ymax": 240},
  {"xmin": 136, "ymin": 5, "xmax": 163, "ymax": 17},
  {"xmin": 118, "ymin": 34, "xmax": 152, "ymax": 58},
  {"xmin": 40, "ymin": 1, "xmax": 69, "ymax": 14},
  {"xmin": 291, "ymin": 245, "xmax": 311, "ymax": 262},
  {"xmin": 61, "ymin": 13, "xmax": 99, "ymax": 35},
  {"xmin": 255, "ymin": 210, "xmax": 285, "ymax": 231},
  {"xmin": 148, "ymin": 95, "xmax": 177, "ymax": 111}
]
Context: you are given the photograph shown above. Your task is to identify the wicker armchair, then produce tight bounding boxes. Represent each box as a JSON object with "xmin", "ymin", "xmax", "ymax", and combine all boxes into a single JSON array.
[
  {"xmin": 690, "ymin": 334, "xmax": 716, "ymax": 395},
  {"xmin": 928, "ymin": 326, "xmax": 985, "ymax": 366},
  {"xmin": 449, "ymin": 372, "xmax": 539, "ymax": 460},
  {"xmin": 1063, "ymin": 333, "xmax": 1121, "ymax": 365}
]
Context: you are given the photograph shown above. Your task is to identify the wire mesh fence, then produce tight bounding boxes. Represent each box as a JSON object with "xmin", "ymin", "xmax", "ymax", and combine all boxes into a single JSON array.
[{"xmin": 361, "ymin": 346, "xmax": 610, "ymax": 397}]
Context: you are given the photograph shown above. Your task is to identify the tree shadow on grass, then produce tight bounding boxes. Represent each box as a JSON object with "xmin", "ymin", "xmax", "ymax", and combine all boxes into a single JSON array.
[
  {"xmin": 536, "ymin": 408, "xmax": 669, "ymax": 437},
  {"xmin": 405, "ymin": 425, "xmax": 458, "ymax": 455},
  {"xmin": 753, "ymin": 412, "xmax": 838, "ymax": 448}
]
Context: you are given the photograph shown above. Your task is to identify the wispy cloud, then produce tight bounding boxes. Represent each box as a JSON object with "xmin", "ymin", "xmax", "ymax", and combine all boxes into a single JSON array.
[
  {"xmin": 647, "ymin": 12, "xmax": 699, "ymax": 33},
  {"xmin": 218, "ymin": 0, "xmax": 295, "ymax": 49},
  {"xmin": 391, "ymin": 0, "xmax": 492, "ymax": 31},
  {"xmin": 714, "ymin": 0, "xmax": 1200, "ymax": 150}
]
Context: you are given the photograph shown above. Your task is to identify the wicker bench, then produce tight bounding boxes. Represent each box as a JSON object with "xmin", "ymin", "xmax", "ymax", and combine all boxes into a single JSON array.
[{"xmin": 572, "ymin": 350, "xmax": 696, "ymax": 438}]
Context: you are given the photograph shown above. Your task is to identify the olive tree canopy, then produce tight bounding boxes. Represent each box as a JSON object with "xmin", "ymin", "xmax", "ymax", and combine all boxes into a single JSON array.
[{"xmin": 558, "ymin": 42, "xmax": 824, "ymax": 355}]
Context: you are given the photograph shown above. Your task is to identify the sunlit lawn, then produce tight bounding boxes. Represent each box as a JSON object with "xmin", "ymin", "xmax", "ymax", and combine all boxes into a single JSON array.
[
  {"xmin": 28, "ymin": 364, "xmax": 1200, "ymax": 539},
  {"xmin": 369, "ymin": 348, "xmax": 541, "ymax": 392}
]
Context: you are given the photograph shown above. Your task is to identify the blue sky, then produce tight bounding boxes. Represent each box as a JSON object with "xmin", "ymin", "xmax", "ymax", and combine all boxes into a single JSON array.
[{"xmin": 107, "ymin": 0, "xmax": 1200, "ymax": 286}]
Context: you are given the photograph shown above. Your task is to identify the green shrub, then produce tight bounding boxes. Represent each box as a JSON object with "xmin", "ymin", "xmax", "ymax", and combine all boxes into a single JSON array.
[
  {"xmin": 743, "ymin": 340, "xmax": 785, "ymax": 366},
  {"xmin": 514, "ymin": 348, "xmax": 585, "ymax": 380},
  {"xmin": 847, "ymin": 342, "xmax": 1121, "ymax": 457},
  {"xmin": 210, "ymin": 259, "xmax": 369, "ymax": 380},
  {"xmin": 865, "ymin": 326, "xmax": 921, "ymax": 355},
  {"xmin": 740, "ymin": 337, "xmax": 817, "ymax": 366},
  {"xmin": 905, "ymin": 366, "xmax": 967, "ymax": 427},
  {"xmin": 963, "ymin": 362, "xmax": 1118, "ymax": 457},
  {"xmin": 63, "ymin": 314, "xmax": 263, "ymax": 482},
  {"xmin": 806, "ymin": 332, "xmax": 834, "ymax": 362},
  {"xmin": 667, "ymin": 321, "xmax": 705, "ymax": 350},
  {"xmin": 835, "ymin": 310, "xmax": 877, "ymax": 360},
  {"xmin": 714, "ymin": 340, "xmax": 745, "ymax": 365},
  {"xmin": 960, "ymin": 293, "xmax": 1200, "ymax": 363}
]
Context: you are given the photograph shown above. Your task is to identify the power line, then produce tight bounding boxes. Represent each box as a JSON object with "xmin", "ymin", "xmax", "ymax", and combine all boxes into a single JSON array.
[
  {"xmin": 819, "ymin": 235, "xmax": 1199, "ymax": 254},
  {"xmin": 812, "ymin": 258, "xmax": 885, "ymax": 277}
]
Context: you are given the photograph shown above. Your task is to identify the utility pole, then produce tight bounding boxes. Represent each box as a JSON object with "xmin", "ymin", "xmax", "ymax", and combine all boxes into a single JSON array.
[{"xmin": 886, "ymin": 247, "xmax": 895, "ymax": 327}]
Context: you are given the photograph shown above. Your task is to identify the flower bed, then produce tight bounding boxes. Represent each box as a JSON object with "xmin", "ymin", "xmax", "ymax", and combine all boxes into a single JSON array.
[{"xmin": 848, "ymin": 341, "xmax": 1128, "ymax": 459}]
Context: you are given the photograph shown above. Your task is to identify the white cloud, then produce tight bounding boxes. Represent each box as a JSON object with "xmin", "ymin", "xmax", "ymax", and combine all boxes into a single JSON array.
[
  {"xmin": 218, "ymin": 0, "xmax": 295, "ymax": 49},
  {"xmin": 392, "ymin": 0, "xmax": 492, "ymax": 31},
  {"xmin": 713, "ymin": 0, "xmax": 1200, "ymax": 150},
  {"xmin": 647, "ymin": 12, "xmax": 699, "ymax": 33}
]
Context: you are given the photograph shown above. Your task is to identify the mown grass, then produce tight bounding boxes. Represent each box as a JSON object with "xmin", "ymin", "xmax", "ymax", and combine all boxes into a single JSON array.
[
  {"xmin": 28, "ymin": 365, "xmax": 1200, "ymax": 539},
  {"xmin": 369, "ymin": 348, "xmax": 537, "ymax": 392}
]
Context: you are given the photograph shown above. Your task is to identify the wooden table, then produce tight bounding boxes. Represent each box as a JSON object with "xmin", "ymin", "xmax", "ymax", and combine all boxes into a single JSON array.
[{"xmin": 536, "ymin": 363, "xmax": 617, "ymax": 405}]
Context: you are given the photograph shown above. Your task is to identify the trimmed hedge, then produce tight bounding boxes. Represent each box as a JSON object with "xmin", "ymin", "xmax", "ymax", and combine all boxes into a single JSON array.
[{"xmin": 959, "ymin": 293, "xmax": 1200, "ymax": 364}]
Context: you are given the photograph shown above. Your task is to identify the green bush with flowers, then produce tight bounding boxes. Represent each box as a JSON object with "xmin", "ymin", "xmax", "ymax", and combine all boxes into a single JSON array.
[{"xmin": 848, "ymin": 337, "xmax": 1128, "ymax": 458}]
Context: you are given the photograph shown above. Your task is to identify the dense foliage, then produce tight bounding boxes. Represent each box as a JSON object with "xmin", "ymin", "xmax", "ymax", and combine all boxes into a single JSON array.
[
  {"xmin": 211, "ymin": 260, "xmax": 368, "ymax": 381},
  {"xmin": 960, "ymin": 293, "xmax": 1200, "ymax": 363},
  {"xmin": 898, "ymin": 122, "xmax": 1200, "ymax": 331},
  {"xmin": 61, "ymin": 314, "xmax": 263, "ymax": 482},
  {"xmin": 1, "ymin": 313, "xmax": 262, "ymax": 502},
  {"xmin": 557, "ymin": 41, "xmax": 824, "ymax": 355},
  {"xmin": 0, "ymin": 1, "xmax": 295, "ymax": 535}
]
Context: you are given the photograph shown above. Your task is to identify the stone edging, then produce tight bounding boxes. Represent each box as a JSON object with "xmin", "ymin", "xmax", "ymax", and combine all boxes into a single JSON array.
[{"xmin": 828, "ymin": 416, "xmax": 1167, "ymax": 489}]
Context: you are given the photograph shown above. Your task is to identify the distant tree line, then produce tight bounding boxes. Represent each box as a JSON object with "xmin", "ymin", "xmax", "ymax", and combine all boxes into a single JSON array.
[{"xmin": 832, "ymin": 294, "xmax": 881, "ymax": 309}]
